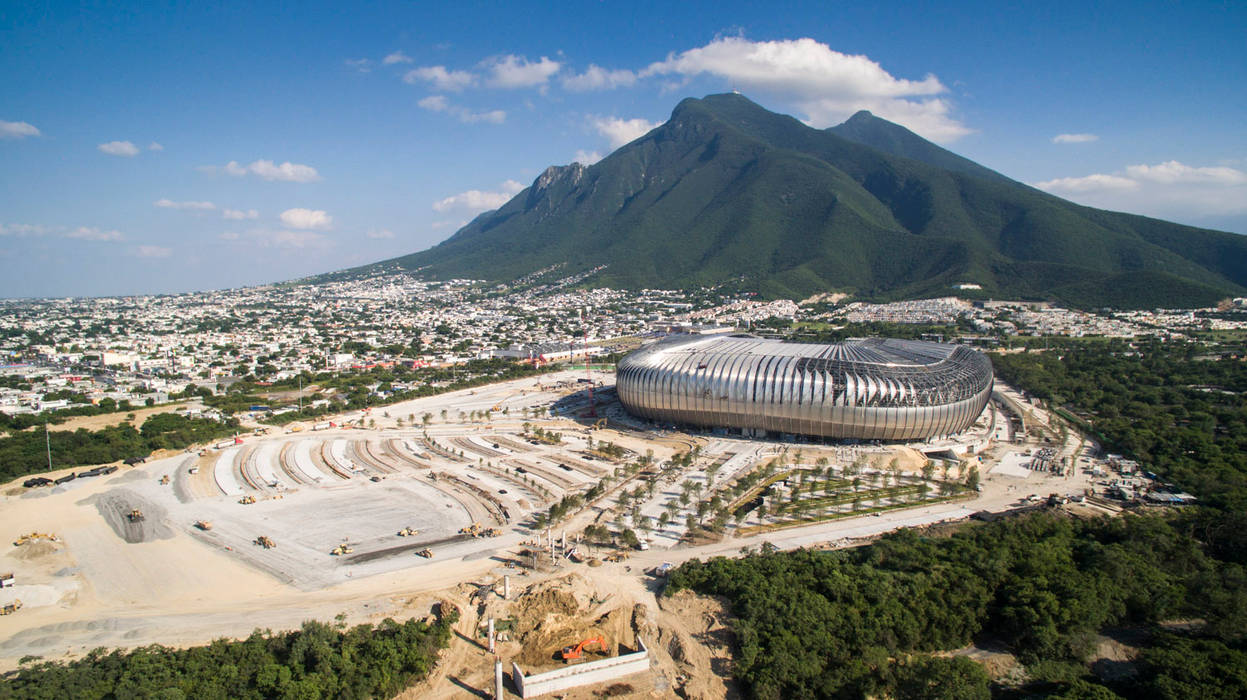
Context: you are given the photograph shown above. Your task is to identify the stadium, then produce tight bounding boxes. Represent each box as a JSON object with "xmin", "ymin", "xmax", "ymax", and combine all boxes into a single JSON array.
[{"xmin": 615, "ymin": 335, "xmax": 994, "ymax": 441}]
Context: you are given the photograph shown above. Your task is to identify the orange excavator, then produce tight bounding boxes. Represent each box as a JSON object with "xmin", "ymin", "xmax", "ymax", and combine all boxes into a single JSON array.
[{"xmin": 560, "ymin": 636, "xmax": 606, "ymax": 661}]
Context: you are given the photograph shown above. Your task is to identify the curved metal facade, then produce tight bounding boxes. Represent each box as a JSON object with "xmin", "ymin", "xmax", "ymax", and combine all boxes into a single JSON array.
[{"xmin": 616, "ymin": 335, "xmax": 993, "ymax": 441}]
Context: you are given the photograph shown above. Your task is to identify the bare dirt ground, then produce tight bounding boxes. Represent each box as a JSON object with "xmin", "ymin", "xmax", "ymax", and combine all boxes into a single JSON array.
[
  {"xmin": 398, "ymin": 567, "xmax": 740, "ymax": 700},
  {"xmin": 39, "ymin": 403, "xmax": 192, "ymax": 433}
]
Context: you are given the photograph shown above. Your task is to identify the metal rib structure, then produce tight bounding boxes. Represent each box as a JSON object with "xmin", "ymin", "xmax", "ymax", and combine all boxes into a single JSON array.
[{"xmin": 615, "ymin": 335, "xmax": 993, "ymax": 441}]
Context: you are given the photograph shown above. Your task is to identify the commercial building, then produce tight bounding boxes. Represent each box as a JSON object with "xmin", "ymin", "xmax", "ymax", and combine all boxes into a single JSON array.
[{"xmin": 615, "ymin": 335, "xmax": 993, "ymax": 441}]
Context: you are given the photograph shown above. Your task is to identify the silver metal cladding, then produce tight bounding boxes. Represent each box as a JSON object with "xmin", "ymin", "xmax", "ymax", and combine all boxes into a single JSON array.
[{"xmin": 615, "ymin": 335, "xmax": 993, "ymax": 441}]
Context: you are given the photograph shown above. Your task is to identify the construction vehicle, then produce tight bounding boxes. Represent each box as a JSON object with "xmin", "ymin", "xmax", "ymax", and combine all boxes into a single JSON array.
[
  {"xmin": 239, "ymin": 495, "xmax": 256, "ymax": 505},
  {"xmin": 330, "ymin": 543, "xmax": 353, "ymax": 556},
  {"xmin": 460, "ymin": 522, "xmax": 483, "ymax": 537},
  {"xmin": 0, "ymin": 600, "xmax": 21, "ymax": 616},
  {"xmin": 0, "ymin": 573, "xmax": 14, "ymax": 588},
  {"xmin": 397, "ymin": 527, "xmax": 420, "ymax": 537},
  {"xmin": 603, "ymin": 551, "xmax": 629, "ymax": 563},
  {"xmin": 415, "ymin": 548, "xmax": 434, "ymax": 558},
  {"xmin": 560, "ymin": 636, "xmax": 606, "ymax": 661},
  {"xmin": 592, "ymin": 418, "xmax": 607, "ymax": 430},
  {"xmin": 253, "ymin": 536, "xmax": 275, "ymax": 549},
  {"xmin": 482, "ymin": 527, "xmax": 503, "ymax": 538},
  {"xmin": 13, "ymin": 533, "xmax": 59, "ymax": 547},
  {"xmin": 194, "ymin": 520, "xmax": 213, "ymax": 531},
  {"xmin": 127, "ymin": 509, "xmax": 145, "ymax": 523},
  {"xmin": 159, "ymin": 475, "xmax": 170, "ymax": 485}
]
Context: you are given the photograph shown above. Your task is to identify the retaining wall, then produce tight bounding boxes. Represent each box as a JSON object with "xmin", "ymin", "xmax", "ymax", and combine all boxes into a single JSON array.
[{"xmin": 512, "ymin": 638, "xmax": 649, "ymax": 698}]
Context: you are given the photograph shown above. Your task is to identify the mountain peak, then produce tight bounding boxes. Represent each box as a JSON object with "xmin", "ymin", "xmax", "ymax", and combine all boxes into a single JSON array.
[{"xmin": 829, "ymin": 110, "xmax": 1011, "ymax": 184}]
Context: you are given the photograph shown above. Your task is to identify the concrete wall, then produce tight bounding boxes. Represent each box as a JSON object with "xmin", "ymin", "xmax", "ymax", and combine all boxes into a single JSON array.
[{"xmin": 512, "ymin": 638, "xmax": 649, "ymax": 698}]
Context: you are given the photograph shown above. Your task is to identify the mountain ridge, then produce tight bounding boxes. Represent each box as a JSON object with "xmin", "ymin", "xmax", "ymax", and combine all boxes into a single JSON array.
[{"xmin": 338, "ymin": 93, "xmax": 1246, "ymax": 309}]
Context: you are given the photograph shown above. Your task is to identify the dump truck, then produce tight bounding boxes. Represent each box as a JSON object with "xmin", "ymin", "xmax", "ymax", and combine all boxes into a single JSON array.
[
  {"xmin": 127, "ymin": 509, "xmax": 145, "ymax": 523},
  {"xmin": 0, "ymin": 573, "xmax": 14, "ymax": 588},
  {"xmin": 194, "ymin": 520, "xmax": 213, "ymax": 531},
  {"xmin": 415, "ymin": 548, "xmax": 434, "ymax": 558},
  {"xmin": 397, "ymin": 527, "xmax": 420, "ymax": 537},
  {"xmin": 0, "ymin": 600, "xmax": 21, "ymax": 616},
  {"xmin": 253, "ymin": 536, "xmax": 275, "ymax": 549},
  {"xmin": 560, "ymin": 636, "xmax": 606, "ymax": 661},
  {"xmin": 239, "ymin": 495, "xmax": 256, "ymax": 505}
]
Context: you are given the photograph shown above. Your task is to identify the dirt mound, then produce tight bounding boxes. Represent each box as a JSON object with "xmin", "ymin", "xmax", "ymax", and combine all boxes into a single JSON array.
[
  {"xmin": 509, "ymin": 575, "xmax": 637, "ymax": 669},
  {"xmin": 654, "ymin": 589, "xmax": 740, "ymax": 700},
  {"xmin": 83, "ymin": 488, "xmax": 175, "ymax": 544},
  {"xmin": 13, "ymin": 540, "xmax": 59, "ymax": 560}
]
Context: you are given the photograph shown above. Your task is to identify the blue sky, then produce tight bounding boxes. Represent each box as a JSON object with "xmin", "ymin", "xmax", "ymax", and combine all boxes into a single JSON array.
[{"xmin": 2, "ymin": 0, "xmax": 1245, "ymax": 297}]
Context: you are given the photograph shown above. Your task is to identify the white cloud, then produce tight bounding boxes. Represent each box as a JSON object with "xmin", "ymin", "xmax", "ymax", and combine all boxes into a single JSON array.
[
  {"xmin": 98, "ymin": 140, "xmax": 140, "ymax": 157},
  {"xmin": 592, "ymin": 116, "xmax": 660, "ymax": 148},
  {"xmin": 417, "ymin": 95, "xmax": 505, "ymax": 124},
  {"xmin": 383, "ymin": 51, "xmax": 413, "ymax": 65},
  {"xmin": 134, "ymin": 245, "xmax": 172, "ymax": 258},
  {"xmin": 248, "ymin": 159, "xmax": 320, "ymax": 183},
  {"xmin": 366, "ymin": 229, "xmax": 395, "ymax": 239},
  {"xmin": 0, "ymin": 120, "xmax": 41, "ymax": 139},
  {"xmin": 210, "ymin": 159, "xmax": 321, "ymax": 183},
  {"xmin": 432, "ymin": 179, "xmax": 524, "ymax": 214},
  {"xmin": 642, "ymin": 36, "xmax": 970, "ymax": 142},
  {"xmin": 562, "ymin": 65, "xmax": 637, "ymax": 91},
  {"xmin": 148, "ymin": 141, "xmax": 164, "ymax": 151},
  {"xmin": 1052, "ymin": 133, "xmax": 1098, "ymax": 144},
  {"xmin": 483, "ymin": 54, "xmax": 561, "ymax": 88},
  {"xmin": 280, "ymin": 208, "xmax": 333, "ymax": 229},
  {"xmin": 66, "ymin": 226, "xmax": 124, "ymax": 241},
  {"xmin": 1034, "ymin": 160, "xmax": 1247, "ymax": 219},
  {"xmin": 573, "ymin": 149, "xmax": 603, "ymax": 165},
  {"xmin": 154, "ymin": 198, "xmax": 215, "ymax": 211},
  {"xmin": 345, "ymin": 58, "xmax": 372, "ymax": 73},
  {"xmin": 0, "ymin": 223, "xmax": 50, "ymax": 237},
  {"xmin": 222, "ymin": 208, "xmax": 259, "ymax": 220},
  {"xmin": 404, "ymin": 65, "xmax": 475, "ymax": 91},
  {"xmin": 418, "ymin": 95, "xmax": 449, "ymax": 111},
  {"xmin": 219, "ymin": 232, "xmax": 241, "ymax": 240}
]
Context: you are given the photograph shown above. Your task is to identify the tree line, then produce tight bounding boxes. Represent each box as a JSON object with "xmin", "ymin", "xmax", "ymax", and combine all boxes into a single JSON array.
[{"xmin": 0, "ymin": 613, "xmax": 455, "ymax": 699}]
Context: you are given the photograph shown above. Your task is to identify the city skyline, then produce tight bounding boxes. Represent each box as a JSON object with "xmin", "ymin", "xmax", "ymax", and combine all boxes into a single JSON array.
[{"xmin": 2, "ymin": 0, "xmax": 1245, "ymax": 297}]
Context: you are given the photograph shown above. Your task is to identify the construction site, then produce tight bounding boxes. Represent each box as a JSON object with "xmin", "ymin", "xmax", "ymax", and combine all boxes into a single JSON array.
[{"xmin": 0, "ymin": 368, "xmax": 1096, "ymax": 697}]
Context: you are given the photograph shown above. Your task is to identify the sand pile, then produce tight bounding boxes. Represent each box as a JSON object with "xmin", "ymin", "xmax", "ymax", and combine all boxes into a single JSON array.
[
  {"xmin": 12, "ymin": 539, "xmax": 59, "ymax": 561},
  {"xmin": 508, "ymin": 575, "xmax": 638, "ymax": 669}
]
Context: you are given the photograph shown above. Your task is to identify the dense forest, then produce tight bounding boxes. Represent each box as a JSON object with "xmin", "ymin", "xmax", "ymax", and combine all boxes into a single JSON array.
[
  {"xmin": 0, "ymin": 613, "xmax": 454, "ymax": 699},
  {"xmin": 0, "ymin": 412, "xmax": 239, "ymax": 483},
  {"xmin": 992, "ymin": 339, "xmax": 1247, "ymax": 511},
  {"xmin": 667, "ymin": 338, "xmax": 1247, "ymax": 698}
]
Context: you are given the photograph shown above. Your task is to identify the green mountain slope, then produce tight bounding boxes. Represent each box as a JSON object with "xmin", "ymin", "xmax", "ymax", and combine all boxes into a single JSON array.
[{"xmin": 360, "ymin": 93, "xmax": 1247, "ymax": 308}]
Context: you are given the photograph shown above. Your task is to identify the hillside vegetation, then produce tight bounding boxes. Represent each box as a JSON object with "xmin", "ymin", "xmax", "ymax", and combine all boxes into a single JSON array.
[{"xmin": 356, "ymin": 94, "xmax": 1247, "ymax": 309}]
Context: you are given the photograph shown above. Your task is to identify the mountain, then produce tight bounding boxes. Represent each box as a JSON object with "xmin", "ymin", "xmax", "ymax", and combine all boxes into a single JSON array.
[
  {"xmin": 358, "ymin": 93, "xmax": 1247, "ymax": 308},
  {"xmin": 828, "ymin": 110, "xmax": 1013, "ymax": 184}
]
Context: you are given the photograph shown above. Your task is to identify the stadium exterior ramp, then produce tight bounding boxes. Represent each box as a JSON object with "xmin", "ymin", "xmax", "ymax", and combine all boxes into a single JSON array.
[{"xmin": 615, "ymin": 335, "xmax": 993, "ymax": 441}]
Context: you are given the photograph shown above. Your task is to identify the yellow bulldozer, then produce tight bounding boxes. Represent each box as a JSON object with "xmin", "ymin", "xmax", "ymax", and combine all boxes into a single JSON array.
[
  {"xmin": 127, "ymin": 509, "xmax": 144, "ymax": 522},
  {"xmin": 415, "ymin": 548, "xmax": 434, "ymax": 558},
  {"xmin": 397, "ymin": 527, "xmax": 420, "ymax": 537},
  {"xmin": 13, "ymin": 533, "xmax": 59, "ymax": 547},
  {"xmin": 194, "ymin": 520, "xmax": 213, "ymax": 531},
  {"xmin": 330, "ymin": 543, "xmax": 354, "ymax": 556},
  {"xmin": 253, "ymin": 536, "xmax": 275, "ymax": 549},
  {"xmin": 0, "ymin": 600, "xmax": 21, "ymax": 616}
]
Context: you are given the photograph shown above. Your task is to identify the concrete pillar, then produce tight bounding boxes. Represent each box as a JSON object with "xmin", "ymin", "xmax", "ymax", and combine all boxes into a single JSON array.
[
  {"xmin": 561, "ymin": 529, "xmax": 566, "ymax": 551},
  {"xmin": 494, "ymin": 657, "xmax": 504, "ymax": 700},
  {"xmin": 488, "ymin": 618, "xmax": 496, "ymax": 653},
  {"xmin": 503, "ymin": 575, "xmax": 510, "ymax": 600}
]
